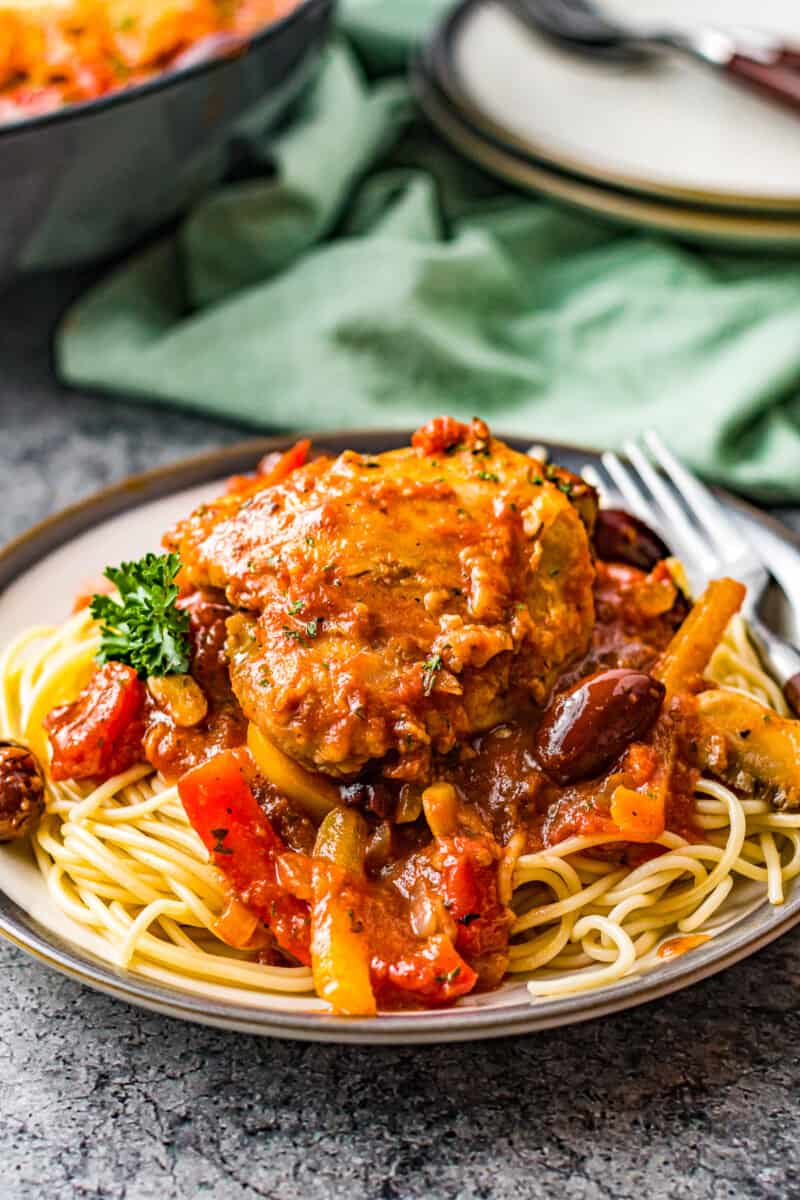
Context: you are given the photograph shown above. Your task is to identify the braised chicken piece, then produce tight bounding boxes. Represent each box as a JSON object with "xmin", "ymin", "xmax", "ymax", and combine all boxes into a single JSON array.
[{"xmin": 166, "ymin": 417, "xmax": 597, "ymax": 781}]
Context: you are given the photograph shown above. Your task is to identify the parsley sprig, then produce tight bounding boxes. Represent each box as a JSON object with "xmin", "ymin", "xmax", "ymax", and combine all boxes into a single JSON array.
[{"xmin": 89, "ymin": 552, "xmax": 190, "ymax": 678}]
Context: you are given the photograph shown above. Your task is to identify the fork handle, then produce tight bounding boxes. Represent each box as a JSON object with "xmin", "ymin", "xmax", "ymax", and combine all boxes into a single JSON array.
[{"xmin": 725, "ymin": 54, "xmax": 800, "ymax": 114}]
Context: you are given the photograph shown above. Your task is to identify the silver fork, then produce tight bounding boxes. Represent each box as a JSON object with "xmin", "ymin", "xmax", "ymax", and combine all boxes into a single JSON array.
[{"xmin": 586, "ymin": 431, "xmax": 800, "ymax": 688}]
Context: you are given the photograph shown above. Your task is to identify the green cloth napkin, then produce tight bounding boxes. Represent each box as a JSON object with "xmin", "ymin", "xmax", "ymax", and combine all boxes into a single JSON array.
[{"xmin": 57, "ymin": 0, "xmax": 800, "ymax": 502}]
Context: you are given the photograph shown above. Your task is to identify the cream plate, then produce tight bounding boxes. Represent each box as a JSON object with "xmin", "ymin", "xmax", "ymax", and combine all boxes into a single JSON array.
[
  {"xmin": 435, "ymin": 0, "xmax": 800, "ymax": 211},
  {"xmin": 413, "ymin": 58, "xmax": 800, "ymax": 249},
  {"xmin": 1, "ymin": 432, "xmax": 800, "ymax": 1044}
]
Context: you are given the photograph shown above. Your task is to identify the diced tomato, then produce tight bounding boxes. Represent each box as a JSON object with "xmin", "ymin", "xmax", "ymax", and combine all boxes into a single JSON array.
[
  {"xmin": 178, "ymin": 748, "xmax": 311, "ymax": 965},
  {"xmin": 257, "ymin": 439, "xmax": 311, "ymax": 484},
  {"xmin": 226, "ymin": 439, "xmax": 311, "ymax": 495},
  {"xmin": 372, "ymin": 932, "xmax": 476, "ymax": 1006},
  {"xmin": 437, "ymin": 835, "xmax": 513, "ymax": 960},
  {"xmin": 411, "ymin": 417, "xmax": 469, "ymax": 456},
  {"xmin": 44, "ymin": 662, "xmax": 145, "ymax": 782}
]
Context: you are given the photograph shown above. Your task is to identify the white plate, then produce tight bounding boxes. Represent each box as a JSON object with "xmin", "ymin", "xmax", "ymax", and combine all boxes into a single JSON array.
[
  {"xmin": 438, "ymin": 0, "xmax": 800, "ymax": 211},
  {"xmin": 413, "ymin": 59, "xmax": 800, "ymax": 249},
  {"xmin": 1, "ymin": 432, "xmax": 800, "ymax": 1043}
]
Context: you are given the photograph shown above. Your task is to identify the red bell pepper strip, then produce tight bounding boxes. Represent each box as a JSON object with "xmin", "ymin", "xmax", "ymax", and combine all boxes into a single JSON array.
[{"xmin": 178, "ymin": 748, "xmax": 311, "ymax": 965}]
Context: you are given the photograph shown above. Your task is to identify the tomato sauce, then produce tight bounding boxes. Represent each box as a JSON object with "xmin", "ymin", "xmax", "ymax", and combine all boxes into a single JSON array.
[
  {"xmin": 657, "ymin": 934, "xmax": 710, "ymax": 961},
  {"xmin": 46, "ymin": 541, "xmax": 701, "ymax": 1009},
  {"xmin": 144, "ymin": 589, "xmax": 247, "ymax": 780}
]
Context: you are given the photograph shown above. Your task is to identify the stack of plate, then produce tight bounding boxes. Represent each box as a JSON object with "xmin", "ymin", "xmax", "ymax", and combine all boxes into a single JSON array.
[{"xmin": 414, "ymin": 0, "xmax": 800, "ymax": 248}]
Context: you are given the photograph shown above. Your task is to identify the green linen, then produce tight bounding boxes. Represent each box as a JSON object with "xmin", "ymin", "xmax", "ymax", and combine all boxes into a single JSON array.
[{"xmin": 57, "ymin": 0, "xmax": 800, "ymax": 501}]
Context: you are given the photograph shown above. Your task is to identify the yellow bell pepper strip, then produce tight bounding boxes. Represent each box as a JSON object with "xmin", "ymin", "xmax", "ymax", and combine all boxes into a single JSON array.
[
  {"xmin": 247, "ymin": 722, "xmax": 339, "ymax": 824},
  {"xmin": 310, "ymin": 808, "xmax": 376, "ymax": 1016},
  {"xmin": 653, "ymin": 577, "xmax": 745, "ymax": 698}
]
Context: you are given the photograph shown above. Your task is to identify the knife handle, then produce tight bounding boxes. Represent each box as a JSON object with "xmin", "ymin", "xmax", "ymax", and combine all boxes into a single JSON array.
[{"xmin": 726, "ymin": 53, "xmax": 800, "ymax": 114}]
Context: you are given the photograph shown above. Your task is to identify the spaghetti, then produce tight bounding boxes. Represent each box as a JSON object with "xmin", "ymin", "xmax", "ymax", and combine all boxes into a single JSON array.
[{"xmin": 2, "ymin": 604, "xmax": 798, "ymax": 1007}]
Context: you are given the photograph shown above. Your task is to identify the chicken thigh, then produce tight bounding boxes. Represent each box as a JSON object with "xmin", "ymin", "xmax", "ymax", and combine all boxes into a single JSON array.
[{"xmin": 167, "ymin": 418, "xmax": 597, "ymax": 781}]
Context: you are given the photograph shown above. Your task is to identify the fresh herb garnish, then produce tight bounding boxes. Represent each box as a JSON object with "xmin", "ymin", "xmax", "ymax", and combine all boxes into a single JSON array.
[
  {"xmin": 211, "ymin": 828, "xmax": 232, "ymax": 855},
  {"xmin": 477, "ymin": 470, "xmax": 499, "ymax": 483},
  {"xmin": 287, "ymin": 599, "xmax": 305, "ymax": 615},
  {"xmin": 283, "ymin": 626, "xmax": 308, "ymax": 645},
  {"xmin": 282, "ymin": 615, "xmax": 320, "ymax": 645},
  {"xmin": 90, "ymin": 552, "xmax": 190, "ymax": 678},
  {"xmin": 422, "ymin": 653, "xmax": 443, "ymax": 696},
  {"xmin": 435, "ymin": 966, "xmax": 461, "ymax": 984}
]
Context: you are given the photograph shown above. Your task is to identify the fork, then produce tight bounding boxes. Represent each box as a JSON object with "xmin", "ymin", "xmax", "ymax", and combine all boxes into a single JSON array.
[
  {"xmin": 585, "ymin": 431, "xmax": 800, "ymax": 688},
  {"xmin": 512, "ymin": 0, "xmax": 800, "ymax": 116}
]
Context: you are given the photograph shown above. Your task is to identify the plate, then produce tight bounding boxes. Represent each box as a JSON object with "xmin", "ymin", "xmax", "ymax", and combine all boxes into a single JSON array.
[
  {"xmin": 429, "ymin": 0, "xmax": 800, "ymax": 213},
  {"xmin": 412, "ymin": 57, "xmax": 800, "ymax": 250},
  {"xmin": 2, "ymin": 431, "xmax": 800, "ymax": 1044}
]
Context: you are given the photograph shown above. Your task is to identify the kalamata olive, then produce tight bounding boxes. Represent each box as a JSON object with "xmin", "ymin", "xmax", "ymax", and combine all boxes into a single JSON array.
[
  {"xmin": 340, "ymin": 779, "xmax": 392, "ymax": 819},
  {"xmin": 783, "ymin": 673, "xmax": 800, "ymax": 718},
  {"xmin": 534, "ymin": 669, "xmax": 666, "ymax": 785},
  {"xmin": 0, "ymin": 742, "xmax": 45, "ymax": 842},
  {"xmin": 594, "ymin": 509, "xmax": 670, "ymax": 571}
]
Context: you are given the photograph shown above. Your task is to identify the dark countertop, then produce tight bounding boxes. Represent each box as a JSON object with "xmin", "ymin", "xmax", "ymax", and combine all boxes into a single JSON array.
[{"xmin": 2, "ymin": 272, "xmax": 800, "ymax": 1200}]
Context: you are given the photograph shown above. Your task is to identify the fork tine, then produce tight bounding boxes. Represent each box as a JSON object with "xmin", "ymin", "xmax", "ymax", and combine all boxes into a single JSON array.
[
  {"xmin": 600, "ymin": 451, "xmax": 658, "ymax": 525},
  {"xmin": 580, "ymin": 463, "xmax": 609, "ymax": 502},
  {"xmin": 622, "ymin": 440, "xmax": 714, "ymax": 570},
  {"xmin": 642, "ymin": 431, "xmax": 744, "ymax": 566}
]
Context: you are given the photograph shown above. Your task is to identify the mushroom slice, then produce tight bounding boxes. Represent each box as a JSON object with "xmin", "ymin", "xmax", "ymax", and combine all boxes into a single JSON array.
[{"xmin": 694, "ymin": 689, "xmax": 800, "ymax": 810}]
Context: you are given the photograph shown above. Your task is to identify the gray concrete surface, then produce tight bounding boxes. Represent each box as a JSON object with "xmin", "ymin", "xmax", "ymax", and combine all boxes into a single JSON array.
[{"xmin": 2, "ymin": 271, "xmax": 800, "ymax": 1200}]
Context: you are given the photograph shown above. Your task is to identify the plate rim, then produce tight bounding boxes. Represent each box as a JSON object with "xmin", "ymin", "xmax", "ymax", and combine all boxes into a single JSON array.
[
  {"xmin": 2, "ymin": 426, "xmax": 799, "ymax": 1044},
  {"xmin": 428, "ymin": 0, "xmax": 800, "ymax": 215},
  {"xmin": 411, "ymin": 53, "xmax": 800, "ymax": 248}
]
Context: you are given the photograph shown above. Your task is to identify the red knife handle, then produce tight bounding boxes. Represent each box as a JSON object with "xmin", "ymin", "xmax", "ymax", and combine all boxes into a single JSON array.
[{"xmin": 727, "ymin": 53, "xmax": 800, "ymax": 114}]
